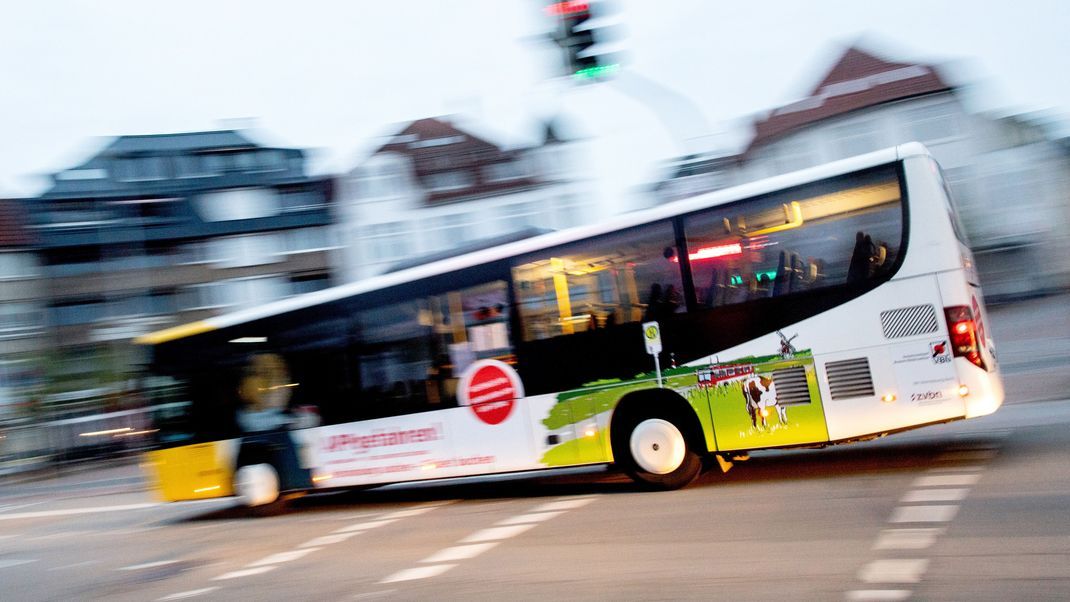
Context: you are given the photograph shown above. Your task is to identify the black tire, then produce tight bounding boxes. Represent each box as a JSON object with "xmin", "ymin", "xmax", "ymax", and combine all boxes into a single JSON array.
[{"xmin": 615, "ymin": 414, "xmax": 702, "ymax": 490}]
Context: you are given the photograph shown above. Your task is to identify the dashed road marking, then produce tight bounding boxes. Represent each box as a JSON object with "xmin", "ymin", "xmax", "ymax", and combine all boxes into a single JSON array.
[
  {"xmin": 890, "ymin": 504, "xmax": 959, "ymax": 523},
  {"xmin": 858, "ymin": 559, "xmax": 929, "ymax": 583},
  {"xmin": 157, "ymin": 587, "xmax": 220, "ymax": 600},
  {"xmin": 900, "ymin": 488, "xmax": 968, "ymax": 503},
  {"xmin": 380, "ymin": 563, "xmax": 457, "ymax": 583},
  {"xmin": 213, "ymin": 565, "xmax": 277, "ymax": 581},
  {"xmin": 911, "ymin": 474, "xmax": 981, "ymax": 487},
  {"xmin": 247, "ymin": 548, "xmax": 320, "ymax": 568},
  {"xmin": 845, "ymin": 589, "xmax": 912, "ymax": 600},
  {"xmin": 0, "ymin": 558, "xmax": 38, "ymax": 569},
  {"xmin": 300, "ymin": 533, "xmax": 358, "ymax": 548},
  {"xmin": 421, "ymin": 542, "xmax": 500, "ymax": 563},
  {"xmin": 0, "ymin": 502, "xmax": 159, "ymax": 521},
  {"xmin": 532, "ymin": 497, "xmax": 597, "ymax": 512},
  {"xmin": 378, "ymin": 495, "xmax": 599, "ymax": 585},
  {"xmin": 119, "ymin": 560, "xmax": 180, "ymax": 571},
  {"xmin": 460, "ymin": 523, "xmax": 537, "ymax": 543},
  {"xmin": 872, "ymin": 528, "xmax": 945, "ymax": 550},
  {"xmin": 496, "ymin": 511, "xmax": 564, "ymax": 525},
  {"xmin": 334, "ymin": 518, "xmax": 398, "ymax": 534}
]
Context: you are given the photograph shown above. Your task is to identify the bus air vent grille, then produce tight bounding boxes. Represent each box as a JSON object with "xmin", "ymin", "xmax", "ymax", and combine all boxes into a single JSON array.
[
  {"xmin": 825, "ymin": 357, "xmax": 875, "ymax": 400},
  {"xmin": 772, "ymin": 366, "xmax": 811, "ymax": 406},
  {"xmin": 880, "ymin": 304, "xmax": 939, "ymax": 339}
]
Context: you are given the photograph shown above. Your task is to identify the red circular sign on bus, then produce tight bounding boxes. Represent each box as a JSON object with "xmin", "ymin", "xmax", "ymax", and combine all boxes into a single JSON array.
[{"xmin": 458, "ymin": 360, "xmax": 524, "ymax": 426}]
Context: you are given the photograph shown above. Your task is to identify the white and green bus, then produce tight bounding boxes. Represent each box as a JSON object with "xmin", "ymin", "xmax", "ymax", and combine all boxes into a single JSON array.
[{"xmin": 140, "ymin": 143, "xmax": 1003, "ymax": 509}]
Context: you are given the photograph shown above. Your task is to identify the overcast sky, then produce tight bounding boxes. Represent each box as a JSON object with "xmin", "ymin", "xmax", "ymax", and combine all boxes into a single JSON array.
[{"xmin": 2, "ymin": 0, "xmax": 1068, "ymax": 200}]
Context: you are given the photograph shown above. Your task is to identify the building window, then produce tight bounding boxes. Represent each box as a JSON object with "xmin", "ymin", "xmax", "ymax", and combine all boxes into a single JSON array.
[
  {"xmin": 48, "ymin": 299, "xmax": 106, "ymax": 327},
  {"xmin": 438, "ymin": 214, "xmax": 470, "ymax": 246},
  {"xmin": 280, "ymin": 190, "xmax": 324, "ymax": 212},
  {"xmin": 833, "ymin": 120, "xmax": 883, "ymax": 159},
  {"xmin": 0, "ymin": 303, "xmax": 43, "ymax": 337},
  {"xmin": 179, "ymin": 276, "xmax": 288, "ymax": 311},
  {"xmin": 484, "ymin": 161, "xmax": 527, "ymax": 182},
  {"xmin": 285, "ymin": 227, "xmax": 333, "ymax": 254},
  {"xmin": 499, "ymin": 202, "xmax": 540, "ymax": 231},
  {"xmin": 208, "ymin": 233, "xmax": 284, "ymax": 268},
  {"xmin": 905, "ymin": 104, "xmax": 958, "ymax": 143},
  {"xmin": 117, "ymin": 156, "xmax": 169, "ymax": 181},
  {"xmin": 194, "ymin": 188, "xmax": 281, "ymax": 222},
  {"xmin": 365, "ymin": 223, "xmax": 408, "ymax": 261},
  {"xmin": 0, "ymin": 253, "xmax": 39, "ymax": 280},
  {"xmin": 425, "ymin": 170, "xmax": 472, "ymax": 192}
]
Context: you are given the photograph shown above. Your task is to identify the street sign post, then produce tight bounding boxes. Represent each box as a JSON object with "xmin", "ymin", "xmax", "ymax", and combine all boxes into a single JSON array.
[{"xmin": 642, "ymin": 321, "xmax": 663, "ymax": 387}]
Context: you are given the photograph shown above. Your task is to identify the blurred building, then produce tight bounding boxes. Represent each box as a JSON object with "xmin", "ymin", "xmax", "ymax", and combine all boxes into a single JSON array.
[
  {"xmin": 334, "ymin": 117, "xmax": 589, "ymax": 282},
  {"xmin": 652, "ymin": 150, "xmax": 737, "ymax": 204},
  {"xmin": 25, "ymin": 130, "xmax": 335, "ymax": 400},
  {"xmin": 0, "ymin": 199, "xmax": 44, "ymax": 420},
  {"xmin": 728, "ymin": 45, "xmax": 1070, "ymax": 300}
]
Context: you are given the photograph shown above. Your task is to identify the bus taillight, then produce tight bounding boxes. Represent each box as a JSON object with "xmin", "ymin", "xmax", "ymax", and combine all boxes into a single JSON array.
[{"xmin": 944, "ymin": 305, "xmax": 986, "ymax": 371}]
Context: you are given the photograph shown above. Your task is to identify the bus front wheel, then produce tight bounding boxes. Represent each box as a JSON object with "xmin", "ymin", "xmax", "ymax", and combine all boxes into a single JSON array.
[{"xmin": 620, "ymin": 417, "xmax": 701, "ymax": 490}]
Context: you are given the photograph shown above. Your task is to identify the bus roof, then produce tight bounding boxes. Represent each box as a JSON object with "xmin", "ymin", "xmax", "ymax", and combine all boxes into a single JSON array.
[{"xmin": 135, "ymin": 142, "xmax": 930, "ymax": 346}]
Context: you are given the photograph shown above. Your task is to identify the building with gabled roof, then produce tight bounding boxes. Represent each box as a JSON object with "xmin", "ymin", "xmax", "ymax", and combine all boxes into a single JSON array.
[
  {"xmin": 25, "ymin": 130, "xmax": 336, "ymax": 399},
  {"xmin": 334, "ymin": 116, "xmax": 590, "ymax": 282},
  {"xmin": 734, "ymin": 44, "xmax": 1070, "ymax": 299}
]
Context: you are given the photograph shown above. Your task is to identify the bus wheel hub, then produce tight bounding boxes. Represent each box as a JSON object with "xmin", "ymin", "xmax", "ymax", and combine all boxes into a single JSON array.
[{"xmin": 630, "ymin": 418, "xmax": 685, "ymax": 475}]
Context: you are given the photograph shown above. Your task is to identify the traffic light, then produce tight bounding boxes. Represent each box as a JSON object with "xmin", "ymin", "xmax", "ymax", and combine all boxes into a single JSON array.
[{"xmin": 547, "ymin": 1, "xmax": 619, "ymax": 80}]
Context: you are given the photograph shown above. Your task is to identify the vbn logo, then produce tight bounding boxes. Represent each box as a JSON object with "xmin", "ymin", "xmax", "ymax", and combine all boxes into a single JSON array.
[{"xmin": 930, "ymin": 340, "xmax": 952, "ymax": 364}]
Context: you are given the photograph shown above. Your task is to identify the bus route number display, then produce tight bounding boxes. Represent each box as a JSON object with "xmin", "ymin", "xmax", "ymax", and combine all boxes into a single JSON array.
[{"xmin": 642, "ymin": 321, "xmax": 662, "ymax": 355}]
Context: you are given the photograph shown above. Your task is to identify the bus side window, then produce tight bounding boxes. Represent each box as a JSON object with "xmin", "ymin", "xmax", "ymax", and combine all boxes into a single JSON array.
[{"xmin": 512, "ymin": 221, "xmax": 683, "ymax": 341}]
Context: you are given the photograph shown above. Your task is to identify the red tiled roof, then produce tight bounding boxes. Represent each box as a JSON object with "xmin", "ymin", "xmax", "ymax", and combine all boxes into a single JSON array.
[
  {"xmin": 370, "ymin": 118, "xmax": 542, "ymax": 205},
  {"xmin": 746, "ymin": 47, "xmax": 952, "ymax": 154},
  {"xmin": 0, "ymin": 199, "xmax": 34, "ymax": 247}
]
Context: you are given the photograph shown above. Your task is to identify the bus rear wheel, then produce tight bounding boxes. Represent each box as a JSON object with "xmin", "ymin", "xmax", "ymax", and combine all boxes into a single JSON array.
[
  {"xmin": 620, "ymin": 417, "xmax": 701, "ymax": 490},
  {"xmin": 235, "ymin": 463, "xmax": 288, "ymax": 516}
]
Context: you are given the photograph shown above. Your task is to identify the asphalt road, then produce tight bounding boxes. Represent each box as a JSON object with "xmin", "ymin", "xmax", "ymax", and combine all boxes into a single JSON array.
[{"xmin": 1, "ymin": 397, "xmax": 1068, "ymax": 601}]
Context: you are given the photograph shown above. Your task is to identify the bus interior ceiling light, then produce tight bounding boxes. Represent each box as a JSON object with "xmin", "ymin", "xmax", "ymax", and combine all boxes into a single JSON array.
[{"xmin": 230, "ymin": 336, "xmax": 268, "ymax": 344}]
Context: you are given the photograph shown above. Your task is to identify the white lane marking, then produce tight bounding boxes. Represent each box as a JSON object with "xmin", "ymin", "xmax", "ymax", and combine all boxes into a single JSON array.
[
  {"xmin": 421, "ymin": 542, "xmax": 500, "ymax": 563},
  {"xmin": 890, "ymin": 505, "xmax": 959, "ymax": 523},
  {"xmin": 382, "ymin": 506, "xmax": 442, "ymax": 519},
  {"xmin": 858, "ymin": 559, "xmax": 929, "ymax": 583},
  {"xmin": 901, "ymin": 488, "xmax": 968, "ymax": 503},
  {"xmin": 926, "ymin": 464, "xmax": 985, "ymax": 473},
  {"xmin": 911, "ymin": 474, "xmax": 981, "ymax": 488},
  {"xmin": 532, "ymin": 498, "xmax": 597, "ymax": 512},
  {"xmin": 935, "ymin": 450, "xmax": 998, "ymax": 462},
  {"xmin": 333, "ymin": 519, "xmax": 399, "ymax": 534},
  {"xmin": 119, "ymin": 560, "xmax": 180, "ymax": 571},
  {"xmin": 157, "ymin": 587, "xmax": 220, "ymax": 600},
  {"xmin": 495, "ymin": 511, "xmax": 565, "ymax": 526},
  {"xmin": 213, "ymin": 565, "xmax": 277, "ymax": 580},
  {"xmin": 0, "ymin": 558, "xmax": 38, "ymax": 569},
  {"xmin": 380, "ymin": 563, "xmax": 457, "ymax": 583},
  {"xmin": 0, "ymin": 503, "xmax": 159, "ymax": 521},
  {"xmin": 460, "ymin": 523, "xmax": 537, "ymax": 543},
  {"xmin": 48, "ymin": 560, "xmax": 101, "ymax": 571},
  {"xmin": 0, "ymin": 502, "xmax": 45, "ymax": 514},
  {"xmin": 248, "ymin": 548, "xmax": 320, "ymax": 568},
  {"xmin": 352, "ymin": 590, "xmax": 397, "ymax": 599},
  {"xmin": 845, "ymin": 590, "xmax": 912, "ymax": 600},
  {"xmin": 300, "ymin": 533, "xmax": 358, "ymax": 548},
  {"xmin": 872, "ymin": 528, "xmax": 945, "ymax": 550}
]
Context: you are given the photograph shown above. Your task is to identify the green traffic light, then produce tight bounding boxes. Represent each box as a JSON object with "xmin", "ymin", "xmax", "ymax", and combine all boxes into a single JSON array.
[{"xmin": 572, "ymin": 64, "xmax": 620, "ymax": 80}]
